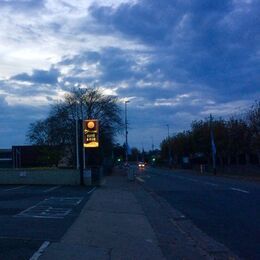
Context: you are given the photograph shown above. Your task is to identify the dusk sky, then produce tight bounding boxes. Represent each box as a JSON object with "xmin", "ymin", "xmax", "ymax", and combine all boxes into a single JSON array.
[{"xmin": 0, "ymin": 0, "xmax": 259, "ymax": 150}]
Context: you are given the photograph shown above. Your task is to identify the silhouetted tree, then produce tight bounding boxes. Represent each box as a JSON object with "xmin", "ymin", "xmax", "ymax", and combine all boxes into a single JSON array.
[
  {"xmin": 159, "ymin": 100, "xmax": 259, "ymax": 169},
  {"xmin": 247, "ymin": 101, "xmax": 260, "ymax": 164},
  {"xmin": 27, "ymin": 87, "xmax": 123, "ymax": 166}
]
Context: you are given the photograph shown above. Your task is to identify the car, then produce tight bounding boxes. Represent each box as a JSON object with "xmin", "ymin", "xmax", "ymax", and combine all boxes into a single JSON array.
[{"xmin": 138, "ymin": 162, "xmax": 145, "ymax": 169}]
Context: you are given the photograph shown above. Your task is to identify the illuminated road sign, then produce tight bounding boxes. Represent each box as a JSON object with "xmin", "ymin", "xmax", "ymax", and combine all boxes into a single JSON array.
[{"xmin": 83, "ymin": 120, "xmax": 99, "ymax": 148}]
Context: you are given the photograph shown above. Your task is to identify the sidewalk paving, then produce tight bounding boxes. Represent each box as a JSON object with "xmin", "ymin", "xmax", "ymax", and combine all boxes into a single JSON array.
[
  {"xmin": 40, "ymin": 172, "xmax": 164, "ymax": 260},
  {"xmin": 40, "ymin": 169, "xmax": 239, "ymax": 260}
]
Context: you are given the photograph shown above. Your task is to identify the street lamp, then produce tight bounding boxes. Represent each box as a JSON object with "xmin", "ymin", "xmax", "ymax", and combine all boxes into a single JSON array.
[
  {"xmin": 125, "ymin": 100, "xmax": 130, "ymax": 165},
  {"xmin": 151, "ymin": 136, "xmax": 154, "ymax": 152},
  {"xmin": 75, "ymin": 101, "xmax": 79, "ymax": 169},
  {"xmin": 166, "ymin": 124, "xmax": 172, "ymax": 167}
]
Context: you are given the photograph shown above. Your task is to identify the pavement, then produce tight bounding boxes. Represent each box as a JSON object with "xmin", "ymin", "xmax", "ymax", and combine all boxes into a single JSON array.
[{"xmin": 39, "ymin": 168, "xmax": 240, "ymax": 260}]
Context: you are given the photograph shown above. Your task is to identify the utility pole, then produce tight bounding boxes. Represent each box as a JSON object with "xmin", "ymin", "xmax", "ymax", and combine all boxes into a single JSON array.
[
  {"xmin": 75, "ymin": 102, "xmax": 79, "ymax": 169},
  {"xmin": 78, "ymin": 119, "xmax": 84, "ymax": 185},
  {"xmin": 141, "ymin": 143, "xmax": 144, "ymax": 162},
  {"xmin": 125, "ymin": 100, "xmax": 130, "ymax": 165},
  {"xmin": 210, "ymin": 114, "xmax": 217, "ymax": 175},
  {"xmin": 151, "ymin": 136, "xmax": 154, "ymax": 152},
  {"xmin": 166, "ymin": 124, "xmax": 172, "ymax": 168}
]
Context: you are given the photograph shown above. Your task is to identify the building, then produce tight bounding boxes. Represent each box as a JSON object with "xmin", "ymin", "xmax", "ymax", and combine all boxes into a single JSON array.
[
  {"xmin": 12, "ymin": 145, "xmax": 65, "ymax": 168},
  {"xmin": 0, "ymin": 149, "xmax": 12, "ymax": 168}
]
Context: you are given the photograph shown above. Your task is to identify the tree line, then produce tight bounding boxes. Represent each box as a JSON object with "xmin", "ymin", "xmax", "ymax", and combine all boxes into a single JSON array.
[{"xmin": 160, "ymin": 101, "xmax": 260, "ymax": 167}]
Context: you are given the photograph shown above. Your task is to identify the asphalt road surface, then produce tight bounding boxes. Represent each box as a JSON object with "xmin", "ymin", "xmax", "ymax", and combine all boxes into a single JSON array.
[
  {"xmin": 0, "ymin": 184, "xmax": 96, "ymax": 260},
  {"xmin": 136, "ymin": 167, "xmax": 260, "ymax": 260}
]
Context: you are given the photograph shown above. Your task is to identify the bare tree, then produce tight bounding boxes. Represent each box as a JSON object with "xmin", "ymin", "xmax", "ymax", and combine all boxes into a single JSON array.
[
  {"xmin": 27, "ymin": 87, "xmax": 123, "ymax": 166},
  {"xmin": 247, "ymin": 101, "xmax": 260, "ymax": 164}
]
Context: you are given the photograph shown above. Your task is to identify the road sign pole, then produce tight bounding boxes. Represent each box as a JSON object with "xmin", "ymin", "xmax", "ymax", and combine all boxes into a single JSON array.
[
  {"xmin": 78, "ymin": 119, "xmax": 84, "ymax": 186},
  {"xmin": 125, "ymin": 101, "xmax": 129, "ymax": 165}
]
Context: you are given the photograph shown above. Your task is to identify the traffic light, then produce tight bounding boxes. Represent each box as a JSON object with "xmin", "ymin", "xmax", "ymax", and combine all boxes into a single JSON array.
[{"xmin": 83, "ymin": 119, "xmax": 99, "ymax": 148}]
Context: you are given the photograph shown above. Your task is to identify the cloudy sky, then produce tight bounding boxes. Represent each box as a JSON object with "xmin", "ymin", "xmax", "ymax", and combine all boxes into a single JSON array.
[{"xmin": 0, "ymin": 0, "xmax": 259, "ymax": 150}]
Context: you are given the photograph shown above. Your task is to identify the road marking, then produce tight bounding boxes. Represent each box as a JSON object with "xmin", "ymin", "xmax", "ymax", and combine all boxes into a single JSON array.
[
  {"xmin": 43, "ymin": 197, "xmax": 83, "ymax": 205},
  {"xmin": 4, "ymin": 185, "xmax": 27, "ymax": 191},
  {"xmin": 43, "ymin": 186, "xmax": 61, "ymax": 193},
  {"xmin": 136, "ymin": 177, "xmax": 145, "ymax": 183},
  {"xmin": 15, "ymin": 197, "xmax": 83, "ymax": 219},
  {"xmin": 29, "ymin": 241, "xmax": 50, "ymax": 260},
  {"xmin": 204, "ymin": 182, "xmax": 219, "ymax": 187},
  {"xmin": 230, "ymin": 188, "xmax": 249, "ymax": 194},
  {"xmin": 17, "ymin": 206, "xmax": 72, "ymax": 219},
  {"xmin": 88, "ymin": 187, "xmax": 96, "ymax": 194}
]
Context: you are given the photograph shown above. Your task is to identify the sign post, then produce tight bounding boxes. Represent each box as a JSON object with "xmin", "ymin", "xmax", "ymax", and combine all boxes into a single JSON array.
[{"xmin": 78, "ymin": 119, "xmax": 84, "ymax": 186}]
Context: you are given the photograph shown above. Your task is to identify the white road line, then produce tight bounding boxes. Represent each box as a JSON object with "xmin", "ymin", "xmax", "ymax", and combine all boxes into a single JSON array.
[
  {"xmin": 230, "ymin": 188, "xmax": 249, "ymax": 194},
  {"xmin": 29, "ymin": 241, "xmax": 50, "ymax": 260},
  {"xmin": 136, "ymin": 177, "xmax": 145, "ymax": 183},
  {"xmin": 4, "ymin": 185, "xmax": 27, "ymax": 191},
  {"xmin": 16, "ymin": 204, "xmax": 41, "ymax": 216},
  {"xmin": 43, "ymin": 186, "xmax": 61, "ymax": 193},
  {"xmin": 87, "ymin": 187, "xmax": 96, "ymax": 194},
  {"xmin": 204, "ymin": 182, "xmax": 219, "ymax": 187}
]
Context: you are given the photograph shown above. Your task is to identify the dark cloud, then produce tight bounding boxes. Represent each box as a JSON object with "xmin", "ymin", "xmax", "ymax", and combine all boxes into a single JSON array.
[
  {"xmin": 60, "ymin": 51, "xmax": 101, "ymax": 66},
  {"xmin": 90, "ymin": 0, "xmax": 260, "ymax": 100},
  {"xmin": 11, "ymin": 67, "xmax": 60, "ymax": 85},
  {"xmin": 59, "ymin": 48, "xmax": 146, "ymax": 86},
  {"xmin": 89, "ymin": 1, "xmax": 233, "ymax": 47},
  {"xmin": 99, "ymin": 48, "xmax": 142, "ymax": 82}
]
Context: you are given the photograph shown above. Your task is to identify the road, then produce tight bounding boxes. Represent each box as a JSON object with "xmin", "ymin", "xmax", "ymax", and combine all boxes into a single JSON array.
[
  {"xmin": 136, "ymin": 167, "xmax": 260, "ymax": 260},
  {"xmin": 0, "ymin": 184, "xmax": 96, "ymax": 260}
]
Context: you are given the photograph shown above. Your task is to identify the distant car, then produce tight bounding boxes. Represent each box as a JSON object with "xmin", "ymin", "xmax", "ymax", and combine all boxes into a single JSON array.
[{"xmin": 138, "ymin": 162, "xmax": 145, "ymax": 169}]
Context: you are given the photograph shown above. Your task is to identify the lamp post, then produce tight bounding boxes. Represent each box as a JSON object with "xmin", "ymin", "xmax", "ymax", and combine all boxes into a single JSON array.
[
  {"xmin": 166, "ymin": 124, "xmax": 172, "ymax": 167},
  {"xmin": 125, "ymin": 100, "xmax": 130, "ymax": 165},
  {"xmin": 210, "ymin": 114, "xmax": 217, "ymax": 175},
  {"xmin": 151, "ymin": 136, "xmax": 154, "ymax": 152},
  {"xmin": 75, "ymin": 102, "xmax": 79, "ymax": 169}
]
